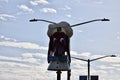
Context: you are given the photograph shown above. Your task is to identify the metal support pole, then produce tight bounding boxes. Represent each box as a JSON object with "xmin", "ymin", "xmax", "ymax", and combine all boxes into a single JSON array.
[
  {"xmin": 57, "ymin": 71, "xmax": 62, "ymax": 80},
  {"xmin": 67, "ymin": 70, "xmax": 71, "ymax": 80},
  {"xmin": 88, "ymin": 59, "xmax": 90, "ymax": 80}
]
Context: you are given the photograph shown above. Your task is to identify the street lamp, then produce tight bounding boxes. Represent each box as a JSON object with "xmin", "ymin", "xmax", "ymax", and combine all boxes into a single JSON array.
[
  {"xmin": 29, "ymin": 18, "xmax": 110, "ymax": 27},
  {"xmin": 72, "ymin": 55, "xmax": 116, "ymax": 80}
]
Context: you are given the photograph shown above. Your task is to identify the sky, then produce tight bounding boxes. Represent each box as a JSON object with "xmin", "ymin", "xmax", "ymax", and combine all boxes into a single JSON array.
[{"xmin": 0, "ymin": 0, "xmax": 120, "ymax": 80}]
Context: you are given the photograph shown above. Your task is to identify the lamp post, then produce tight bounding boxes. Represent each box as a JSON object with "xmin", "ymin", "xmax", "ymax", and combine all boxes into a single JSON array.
[{"xmin": 72, "ymin": 55, "xmax": 116, "ymax": 80}]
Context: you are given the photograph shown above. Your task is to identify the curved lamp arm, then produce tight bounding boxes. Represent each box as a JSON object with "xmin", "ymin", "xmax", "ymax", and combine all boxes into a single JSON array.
[
  {"xmin": 90, "ymin": 55, "xmax": 116, "ymax": 62},
  {"xmin": 70, "ymin": 18, "xmax": 110, "ymax": 27},
  {"xmin": 29, "ymin": 18, "xmax": 57, "ymax": 24},
  {"xmin": 72, "ymin": 57, "xmax": 88, "ymax": 62}
]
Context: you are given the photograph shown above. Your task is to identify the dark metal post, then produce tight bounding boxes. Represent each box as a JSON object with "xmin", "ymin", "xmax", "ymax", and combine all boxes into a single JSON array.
[
  {"xmin": 88, "ymin": 59, "xmax": 90, "ymax": 80},
  {"xmin": 57, "ymin": 71, "xmax": 61, "ymax": 80},
  {"xmin": 67, "ymin": 70, "xmax": 71, "ymax": 80}
]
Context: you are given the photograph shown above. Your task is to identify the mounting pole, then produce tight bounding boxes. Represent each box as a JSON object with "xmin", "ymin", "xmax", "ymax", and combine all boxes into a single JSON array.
[
  {"xmin": 57, "ymin": 71, "xmax": 62, "ymax": 80},
  {"xmin": 67, "ymin": 70, "xmax": 71, "ymax": 80},
  {"xmin": 88, "ymin": 59, "xmax": 90, "ymax": 80}
]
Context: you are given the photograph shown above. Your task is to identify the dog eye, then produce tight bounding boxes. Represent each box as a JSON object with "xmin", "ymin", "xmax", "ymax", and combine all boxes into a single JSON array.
[
  {"xmin": 53, "ymin": 38, "xmax": 57, "ymax": 42},
  {"xmin": 60, "ymin": 38, "xmax": 64, "ymax": 42}
]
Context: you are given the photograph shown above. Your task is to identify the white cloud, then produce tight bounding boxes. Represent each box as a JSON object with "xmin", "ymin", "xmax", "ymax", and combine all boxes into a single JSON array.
[
  {"xmin": 33, "ymin": 53, "xmax": 46, "ymax": 58},
  {"xmin": 64, "ymin": 5, "xmax": 71, "ymax": 10},
  {"xmin": 0, "ymin": 0, "xmax": 8, "ymax": 3},
  {"xmin": 40, "ymin": 8, "xmax": 57, "ymax": 13},
  {"xmin": 116, "ymin": 32, "xmax": 120, "ymax": 39},
  {"xmin": 99, "ymin": 57, "xmax": 120, "ymax": 63},
  {"xmin": 0, "ymin": 36, "xmax": 119, "ymax": 80},
  {"xmin": 0, "ymin": 13, "xmax": 15, "ymax": 21},
  {"xmin": 78, "ymin": 30, "xmax": 83, "ymax": 33},
  {"xmin": 0, "ymin": 52, "xmax": 120, "ymax": 80},
  {"xmin": 90, "ymin": 54, "xmax": 105, "ymax": 59},
  {"xmin": 23, "ymin": 57, "xmax": 38, "ymax": 63},
  {"xmin": 0, "ymin": 55, "xmax": 38, "ymax": 65},
  {"xmin": 71, "ymin": 51, "xmax": 79, "ymax": 56},
  {"xmin": 21, "ymin": 53, "xmax": 47, "ymax": 59},
  {"xmin": 0, "ymin": 52, "xmax": 46, "ymax": 65},
  {"xmin": 99, "ymin": 65, "xmax": 114, "ymax": 69},
  {"xmin": 21, "ymin": 53, "xmax": 47, "ymax": 63},
  {"xmin": 22, "ymin": 53, "xmax": 33, "ymax": 58},
  {"xmin": 66, "ymin": 14, "xmax": 72, "ymax": 18},
  {"xmin": 0, "ymin": 54, "xmax": 55, "ymax": 80},
  {"xmin": 0, "ymin": 55, "xmax": 21, "ymax": 62},
  {"xmin": 80, "ymin": 52, "xmax": 91, "ymax": 57},
  {"xmin": 112, "ymin": 64, "xmax": 120, "ymax": 67},
  {"xmin": 17, "ymin": 5, "xmax": 34, "ymax": 13},
  {"xmin": 30, "ymin": 0, "xmax": 49, "ymax": 5},
  {"xmin": 0, "ymin": 41, "xmax": 48, "ymax": 50},
  {"xmin": 92, "ymin": 0, "xmax": 103, "ymax": 4},
  {"xmin": 60, "ymin": 5, "xmax": 71, "ymax": 11},
  {"xmin": 0, "ymin": 35, "xmax": 17, "ymax": 42}
]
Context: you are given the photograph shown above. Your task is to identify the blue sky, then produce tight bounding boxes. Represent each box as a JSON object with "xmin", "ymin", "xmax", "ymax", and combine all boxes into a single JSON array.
[{"xmin": 0, "ymin": 0, "xmax": 120, "ymax": 80}]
